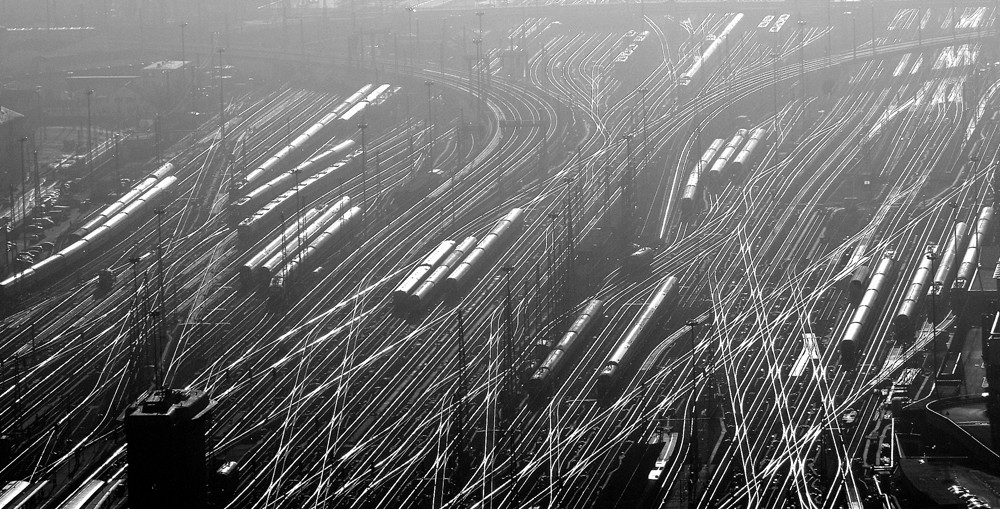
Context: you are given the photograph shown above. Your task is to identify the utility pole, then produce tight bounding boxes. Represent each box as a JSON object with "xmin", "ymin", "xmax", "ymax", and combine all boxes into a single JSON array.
[
  {"xmin": 687, "ymin": 319, "xmax": 700, "ymax": 509},
  {"xmin": 621, "ymin": 134, "xmax": 635, "ymax": 248},
  {"xmin": 425, "ymin": 80, "xmax": 434, "ymax": 157},
  {"xmin": 180, "ymin": 22, "xmax": 189, "ymax": 111},
  {"xmin": 359, "ymin": 122, "xmax": 368, "ymax": 230},
  {"xmin": 928, "ymin": 246, "xmax": 939, "ymax": 393},
  {"xmin": 18, "ymin": 137, "xmax": 27, "ymax": 249},
  {"xmin": 86, "ymin": 90, "xmax": 93, "ymax": 177},
  {"xmin": 639, "ymin": 88, "xmax": 649, "ymax": 168},
  {"xmin": 771, "ymin": 53, "xmax": 779, "ymax": 134},
  {"xmin": 450, "ymin": 309, "xmax": 468, "ymax": 495},
  {"xmin": 501, "ymin": 264, "xmax": 517, "ymax": 506},
  {"xmin": 114, "ymin": 136, "xmax": 120, "ymax": 192},
  {"xmin": 32, "ymin": 150, "xmax": 39, "ymax": 215},
  {"xmin": 154, "ymin": 208, "xmax": 166, "ymax": 389},
  {"xmin": 563, "ymin": 176, "xmax": 575, "ymax": 303}
]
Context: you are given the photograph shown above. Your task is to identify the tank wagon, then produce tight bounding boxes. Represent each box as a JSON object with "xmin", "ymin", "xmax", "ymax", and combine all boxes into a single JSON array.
[
  {"xmin": 841, "ymin": 253, "xmax": 895, "ymax": 368},
  {"xmin": 680, "ymin": 138, "xmax": 726, "ymax": 216},
  {"xmin": 730, "ymin": 127, "xmax": 767, "ymax": 176},
  {"xmin": 706, "ymin": 129, "xmax": 747, "ymax": 189},
  {"xmin": 952, "ymin": 207, "xmax": 993, "ymax": 294},
  {"xmin": 926, "ymin": 221, "xmax": 968, "ymax": 307},
  {"xmin": 894, "ymin": 244, "xmax": 937, "ymax": 342}
]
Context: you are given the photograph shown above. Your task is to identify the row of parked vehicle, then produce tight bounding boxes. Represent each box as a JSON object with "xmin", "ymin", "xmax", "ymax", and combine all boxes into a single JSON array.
[{"xmin": 8, "ymin": 186, "xmax": 73, "ymax": 271}]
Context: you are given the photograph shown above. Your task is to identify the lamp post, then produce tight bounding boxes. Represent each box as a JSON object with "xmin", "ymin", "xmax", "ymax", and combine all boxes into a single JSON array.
[
  {"xmin": 359, "ymin": 122, "xmax": 368, "ymax": 225},
  {"xmin": 797, "ymin": 20, "xmax": 806, "ymax": 102},
  {"xmin": 114, "ymin": 135, "xmax": 120, "ymax": 192},
  {"xmin": 771, "ymin": 52, "xmax": 779, "ymax": 133},
  {"xmin": 639, "ymin": 87, "xmax": 649, "ymax": 167},
  {"xmin": 218, "ymin": 48, "xmax": 226, "ymax": 150},
  {"xmin": 86, "ymin": 89, "xmax": 93, "ymax": 175},
  {"xmin": 406, "ymin": 6, "xmax": 415, "ymax": 69},
  {"xmin": 951, "ymin": 0, "xmax": 956, "ymax": 42},
  {"xmin": 32, "ymin": 150, "xmax": 39, "ymax": 210},
  {"xmin": 180, "ymin": 22, "xmax": 189, "ymax": 111},
  {"xmin": 473, "ymin": 37, "xmax": 483, "ymax": 123},
  {"xmin": 848, "ymin": 12, "xmax": 857, "ymax": 61},
  {"xmin": 871, "ymin": 1, "xmax": 876, "ymax": 56},
  {"xmin": 425, "ymin": 80, "xmax": 434, "ymax": 154}
]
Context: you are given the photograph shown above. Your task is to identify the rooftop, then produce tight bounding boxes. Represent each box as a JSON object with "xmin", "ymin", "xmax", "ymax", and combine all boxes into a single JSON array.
[
  {"xmin": 142, "ymin": 60, "xmax": 186, "ymax": 71},
  {"xmin": 0, "ymin": 106, "xmax": 24, "ymax": 125}
]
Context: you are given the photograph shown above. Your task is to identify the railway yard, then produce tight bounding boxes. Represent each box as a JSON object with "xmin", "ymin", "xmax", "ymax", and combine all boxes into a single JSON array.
[{"xmin": 1, "ymin": 0, "xmax": 1000, "ymax": 507}]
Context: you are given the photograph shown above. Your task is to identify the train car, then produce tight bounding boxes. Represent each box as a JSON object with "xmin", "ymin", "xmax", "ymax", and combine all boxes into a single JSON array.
[
  {"xmin": 596, "ymin": 275, "xmax": 679, "ymax": 393},
  {"xmin": 0, "ymin": 177, "xmax": 176, "ymax": 302},
  {"xmin": 847, "ymin": 265, "xmax": 869, "ymax": 304},
  {"xmin": 254, "ymin": 199, "xmax": 357, "ymax": 287},
  {"xmin": 443, "ymin": 208, "xmax": 526, "ymax": 294},
  {"xmin": 68, "ymin": 162, "xmax": 174, "ymax": 242},
  {"xmin": 841, "ymin": 253, "xmax": 895, "ymax": 368},
  {"xmin": 680, "ymin": 138, "xmax": 726, "ymax": 217},
  {"xmin": 624, "ymin": 246, "xmax": 655, "ymax": 274},
  {"xmin": 706, "ymin": 129, "xmax": 748, "ymax": 189},
  {"xmin": 0, "ymin": 480, "xmax": 49, "ymax": 509},
  {"xmin": 0, "ymin": 481, "xmax": 30, "ymax": 508},
  {"xmin": 676, "ymin": 14, "xmax": 744, "ymax": 99},
  {"xmin": 242, "ymin": 84, "xmax": 373, "ymax": 188},
  {"xmin": 57, "ymin": 480, "xmax": 103, "ymax": 509},
  {"xmin": 391, "ymin": 240, "xmax": 457, "ymax": 311},
  {"xmin": 926, "ymin": 221, "xmax": 969, "ymax": 306},
  {"xmin": 526, "ymin": 299, "xmax": 605, "ymax": 396},
  {"xmin": 237, "ymin": 155, "xmax": 359, "ymax": 246},
  {"xmin": 893, "ymin": 244, "xmax": 937, "ymax": 342},
  {"xmin": 409, "ymin": 236, "xmax": 478, "ymax": 311},
  {"xmin": 952, "ymin": 207, "xmax": 993, "ymax": 294},
  {"xmin": 237, "ymin": 205, "xmax": 328, "ymax": 288},
  {"xmin": 230, "ymin": 140, "xmax": 355, "ymax": 220},
  {"xmin": 82, "ymin": 480, "xmax": 121, "ymax": 509},
  {"xmin": 729, "ymin": 127, "xmax": 767, "ymax": 177},
  {"xmin": 268, "ymin": 206, "xmax": 361, "ymax": 308}
]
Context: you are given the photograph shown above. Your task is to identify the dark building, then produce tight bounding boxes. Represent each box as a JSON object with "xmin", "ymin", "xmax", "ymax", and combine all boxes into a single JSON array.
[
  {"xmin": 124, "ymin": 389, "xmax": 216, "ymax": 509},
  {"xmin": 0, "ymin": 105, "xmax": 32, "ymax": 193}
]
